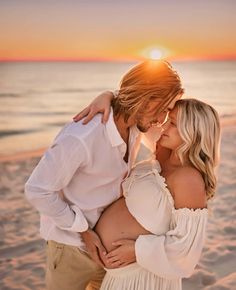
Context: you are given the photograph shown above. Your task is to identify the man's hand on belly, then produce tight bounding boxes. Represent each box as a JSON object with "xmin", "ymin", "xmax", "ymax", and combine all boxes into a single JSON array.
[
  {"xmin": 105, "ymin": 239, "xmax": 136, "ymax": 268},
  {"xmin": 80, "ymin": 228, "xmax": 107, "ymax": 267}
]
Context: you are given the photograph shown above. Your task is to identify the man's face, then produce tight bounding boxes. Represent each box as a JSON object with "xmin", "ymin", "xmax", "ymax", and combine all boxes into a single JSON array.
[{"xmin": 136, "ymin": 94, "xmax": 181, "ymax": 133}]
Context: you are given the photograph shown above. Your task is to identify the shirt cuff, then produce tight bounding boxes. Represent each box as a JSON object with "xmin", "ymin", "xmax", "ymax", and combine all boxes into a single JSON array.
[{"xmin": 59, "ymin": 205, "xmax": 89, "ymax": 232}]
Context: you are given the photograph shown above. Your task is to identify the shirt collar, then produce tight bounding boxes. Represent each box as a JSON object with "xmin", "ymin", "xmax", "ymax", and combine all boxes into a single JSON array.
[
  {"xmin": 130, "ymin": 125, "xmax": 140, "ymax": 140},
  {"xmin": 105, "ymin": 108, "xmax": 125, "ymax": 147}
]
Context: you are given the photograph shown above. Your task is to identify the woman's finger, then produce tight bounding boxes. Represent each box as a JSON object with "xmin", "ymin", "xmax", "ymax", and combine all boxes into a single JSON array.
[
  {"xmin": 102, "ymin": 107, "xmax": 111, "ymax": 124},
  {"xmin": 73, "ymin": 107, "xmax": 90, "ymax": 122},
  {"xmin": 73, "ymin": 108, "xmax": 89, "ymax": 120},
  {"xmin": 82, "ymin": 109, "xmax": 97, "ymax": 124},
  {"xmin": 107, "ymin": 255, "xmax": 120, "ymax": 264},
  {"xmin": 106, "ymin": 249, "xmax": 119, "ymax": 259},
  {"xmin": 110, "ymin": 260, "xmax": 123, "ymax": 268}
]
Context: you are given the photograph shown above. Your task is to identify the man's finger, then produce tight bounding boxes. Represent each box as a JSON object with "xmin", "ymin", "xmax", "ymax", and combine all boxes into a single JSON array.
[
  {"xmin": 88, "ymin": 251, "xmax": 104, "ymax": 267},
  {"xmin": 91, "ymin": 251, "xmax": 105, "ymax": 267},
  {"xmin": 97, "ymin": 242, "xmax": 107, "ymax": 256}
]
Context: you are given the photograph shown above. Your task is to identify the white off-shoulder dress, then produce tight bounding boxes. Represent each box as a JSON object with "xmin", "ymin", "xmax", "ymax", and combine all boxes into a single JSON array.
[{"xmin": 101, "ymin": 159, "xmax": 208, "ymax": 290}]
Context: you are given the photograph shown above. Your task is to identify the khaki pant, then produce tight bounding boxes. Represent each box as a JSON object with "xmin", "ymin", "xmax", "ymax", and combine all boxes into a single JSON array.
[{"xmin": 45, "ymin": 240, "xmax": 106, "ymax": 290}]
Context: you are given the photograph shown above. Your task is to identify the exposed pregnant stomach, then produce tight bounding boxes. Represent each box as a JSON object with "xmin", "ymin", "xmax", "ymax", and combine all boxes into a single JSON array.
[{"xmin": 94, "ymin": 197, "xmax": 150, "ymax": 253}]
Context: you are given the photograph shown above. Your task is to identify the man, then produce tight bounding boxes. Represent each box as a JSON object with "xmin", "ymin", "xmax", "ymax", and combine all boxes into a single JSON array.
[{"xmin": 25, "ymin": 60, "xmax": 183, "ymax": 290}]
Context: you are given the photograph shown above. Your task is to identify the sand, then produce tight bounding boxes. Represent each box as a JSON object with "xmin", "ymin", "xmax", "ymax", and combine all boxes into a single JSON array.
[{"xmin": 0, "ymin": 125, "xmax": 235, "ymax": 290}]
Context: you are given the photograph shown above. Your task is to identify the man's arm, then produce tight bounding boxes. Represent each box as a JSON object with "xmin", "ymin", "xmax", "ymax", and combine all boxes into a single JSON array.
[
  {"xmin": 25, "ymin": 133, "xmax": 107, "ymax": 266},
  {"xmin": 25, "ymin": 135, "xmax": 89, "ymax": 232}
]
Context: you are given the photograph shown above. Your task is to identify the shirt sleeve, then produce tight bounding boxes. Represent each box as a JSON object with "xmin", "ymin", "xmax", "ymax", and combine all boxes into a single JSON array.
[
  {"xmin": 135, "ymin": 207, "xmax": 208, "ymax": 279},
  {"xmin": 25, "ymin": 134, "xmax": 89, "ymax": 233}
]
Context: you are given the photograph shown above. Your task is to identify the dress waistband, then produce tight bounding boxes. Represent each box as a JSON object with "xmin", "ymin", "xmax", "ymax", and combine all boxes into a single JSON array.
[{"xmin": 105, "ymin": 263, "xmax": 141, "ymax": 277}]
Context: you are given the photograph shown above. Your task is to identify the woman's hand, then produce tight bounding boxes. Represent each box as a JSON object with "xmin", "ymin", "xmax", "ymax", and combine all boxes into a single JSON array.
[
  {"xmin": 73, "ymin": 91, "xmax": 114, "ymax": 124},
  {"xmin": 105, "ymin": 239, "xmax": 136, "ymax": 268}
]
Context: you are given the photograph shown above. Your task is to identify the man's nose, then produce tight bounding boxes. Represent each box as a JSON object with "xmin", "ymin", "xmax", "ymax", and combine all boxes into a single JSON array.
[
  {"xmin": 158, "ymin": 111, "xmax": 169, "ymax": 124},
  {"xmin": 162, "ymin": 120, "xmax": 170, "ymax": 131},
  {"xmin": 157, "ymin": 112, "xmax": 167, "ymax": 124}
]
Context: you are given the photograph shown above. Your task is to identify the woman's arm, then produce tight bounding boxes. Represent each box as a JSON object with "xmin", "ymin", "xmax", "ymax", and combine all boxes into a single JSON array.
[
  {"xmin": 134, "ymin": 169, "xmax": 208, "ymax": 278},
  {"xmin": 73, "ymin": 91, "xmax": 114, "ymax": 124}
]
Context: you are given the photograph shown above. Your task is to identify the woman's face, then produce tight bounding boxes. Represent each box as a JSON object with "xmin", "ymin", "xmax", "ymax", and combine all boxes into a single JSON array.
[{"xmin": 159, "ymin": 107, "xmax": 183, "ymax": 150}]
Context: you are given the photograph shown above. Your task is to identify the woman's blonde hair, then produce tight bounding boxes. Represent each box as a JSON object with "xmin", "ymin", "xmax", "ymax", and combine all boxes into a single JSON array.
[
  {"xmin": 175, "ymin": 99, "xmax": 221, "ymax": 200},
  {"xmin": 112, "ymin": 60, "xmax": 184, "ymax": 122}
]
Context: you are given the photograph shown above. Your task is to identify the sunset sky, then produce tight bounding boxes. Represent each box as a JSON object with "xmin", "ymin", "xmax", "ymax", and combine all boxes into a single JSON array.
[{"xmin": 0, "ymin": 0, "xmax": 235, "ymax": 61}]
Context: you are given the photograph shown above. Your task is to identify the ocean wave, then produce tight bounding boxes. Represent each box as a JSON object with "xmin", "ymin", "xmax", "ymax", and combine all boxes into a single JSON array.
[
  {"xmin": 0, "ymin": 111, "xmax": 69, "ymax": 116},
  {"xmin": 0, "ymin": 129, "xmax": 40, "ymax": 138},
  {"xmin": 47, "ymin": 122, "xmax": 67, "ymax": 127},
  {"xmin": 0, "ymin": 93, "xmax": 20, "ymax": 98},
  {"xmin": 220, "ymin": 113, "xmax": 236, "ymax": 126},
  {"xmin": 52, "ymin": 87, "xmax": 108, "ymax": 93}
]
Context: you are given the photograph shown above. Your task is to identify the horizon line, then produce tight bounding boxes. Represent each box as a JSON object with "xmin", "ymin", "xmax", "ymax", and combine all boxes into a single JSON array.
[{"xmin": 0, "ymin": 55, "xmax": 236, "ymax": 63}]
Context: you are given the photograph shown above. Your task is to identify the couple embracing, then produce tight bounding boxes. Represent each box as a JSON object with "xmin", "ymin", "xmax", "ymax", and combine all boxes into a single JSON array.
[{"xmin": 25, "ymin": 60, "xmax": 221, "ymax": 290}]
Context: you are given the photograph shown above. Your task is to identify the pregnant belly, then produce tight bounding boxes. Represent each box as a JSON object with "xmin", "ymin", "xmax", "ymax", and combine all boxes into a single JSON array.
[{"xmin": 94, "ymin": 197, "xmax": 150, "ymax": 253}]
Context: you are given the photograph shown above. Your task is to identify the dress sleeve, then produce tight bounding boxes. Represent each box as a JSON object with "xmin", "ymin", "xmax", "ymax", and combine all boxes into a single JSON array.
[
  {"xmin": 141, "ymin": 126, "xmax": 162, "ymax": 153},
  {"xmin": 135, "ymin": 207, "xmax": 208, "ymax": 279}
]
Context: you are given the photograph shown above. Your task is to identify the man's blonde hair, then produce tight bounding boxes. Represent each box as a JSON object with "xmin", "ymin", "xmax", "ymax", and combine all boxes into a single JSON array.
[
  {"xmin": 175, "ymin": 99, "xmax": 221, "ymax": 200},
  {"xmin": 112, "ymin": 60, "xmax": 184, "ymax": 122}
]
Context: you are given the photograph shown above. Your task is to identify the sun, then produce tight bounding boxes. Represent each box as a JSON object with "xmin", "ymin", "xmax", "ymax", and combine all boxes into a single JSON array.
[
  {"xmin": 140, "ymin": 46, "xmax": 170, "ymax": 60},
  {"xmin": 149, "ymin": 49, "xmax": 163, "ymax": 60}
]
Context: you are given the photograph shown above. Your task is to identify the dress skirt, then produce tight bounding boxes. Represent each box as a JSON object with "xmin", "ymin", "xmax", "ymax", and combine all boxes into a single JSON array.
[{"xmin": 100, "ymin": 263, "xmax": 182, "ymax": 290}]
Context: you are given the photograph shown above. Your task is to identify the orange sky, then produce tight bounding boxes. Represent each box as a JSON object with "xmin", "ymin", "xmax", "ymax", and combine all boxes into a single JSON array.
[{"xmin": 0, "ymin": 0, "xmax": 235, "ymax": 61}]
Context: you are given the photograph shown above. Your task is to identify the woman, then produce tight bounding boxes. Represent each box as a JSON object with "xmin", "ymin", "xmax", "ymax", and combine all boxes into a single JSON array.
[{"xmin": 75, "ymin": 97, "xmax": 221, "ymax": 289}]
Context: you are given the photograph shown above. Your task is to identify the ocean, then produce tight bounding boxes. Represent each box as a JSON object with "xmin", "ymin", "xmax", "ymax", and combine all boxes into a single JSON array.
[{"xmin": 0, "ymin": 60, "xmax": 235, "ymax": 156}]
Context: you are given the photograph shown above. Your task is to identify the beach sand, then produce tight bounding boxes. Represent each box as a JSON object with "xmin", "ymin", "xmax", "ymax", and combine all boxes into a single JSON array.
[{"xmin": 0, "ymin": 125, "xmax": 235, "ymax": 290}]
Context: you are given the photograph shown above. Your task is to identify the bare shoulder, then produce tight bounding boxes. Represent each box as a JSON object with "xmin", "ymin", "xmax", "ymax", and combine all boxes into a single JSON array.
[{"xmin": 170, "ymin": 166, "xmax": 207, "ymax": 210}]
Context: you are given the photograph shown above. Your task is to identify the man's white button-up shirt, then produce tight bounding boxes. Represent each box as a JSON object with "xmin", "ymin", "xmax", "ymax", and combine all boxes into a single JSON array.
[{"xmin": 25, "ymin": 109, "xmax": 141, "ymax": 249}]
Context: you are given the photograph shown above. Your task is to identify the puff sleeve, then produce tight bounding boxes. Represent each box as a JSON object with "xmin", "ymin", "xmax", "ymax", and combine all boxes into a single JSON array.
[{"xmin": 135, "ymin": 207, "xmax": 208, "ymax": 279}]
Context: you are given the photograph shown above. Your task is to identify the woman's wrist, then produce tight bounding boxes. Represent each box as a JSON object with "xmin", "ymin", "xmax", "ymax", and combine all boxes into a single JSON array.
[{"xmin": 112, "ymin": 90, "xmax": 119, "ymax": 98}]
